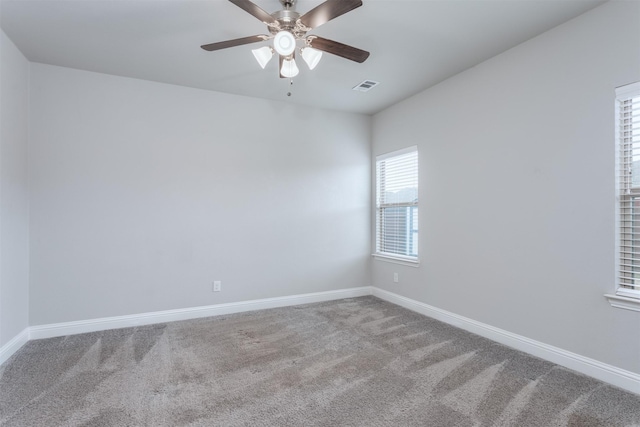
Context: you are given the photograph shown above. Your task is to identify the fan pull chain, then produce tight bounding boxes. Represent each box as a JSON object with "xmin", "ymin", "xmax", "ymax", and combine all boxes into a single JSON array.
[{"xmin": 287, "ymin": 78, "xmax": 293, "ymax": 97}]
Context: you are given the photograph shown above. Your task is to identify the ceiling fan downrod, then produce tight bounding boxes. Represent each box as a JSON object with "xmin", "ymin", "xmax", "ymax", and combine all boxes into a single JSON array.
[{"xmin": 280, "ymin": 0, "xmax": 295, "ymax": 9}]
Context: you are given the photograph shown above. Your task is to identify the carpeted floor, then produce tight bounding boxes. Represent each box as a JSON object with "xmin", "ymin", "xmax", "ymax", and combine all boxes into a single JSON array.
[{"xmin": 1, "ymin": 296, "xmax": 639, "ymax": 426}]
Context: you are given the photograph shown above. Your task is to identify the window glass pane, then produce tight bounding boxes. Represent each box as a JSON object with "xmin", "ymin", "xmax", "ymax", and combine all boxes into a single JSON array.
[
  {"xmin": 378, "ymin": 152, "xmax": 418, "ymax": 205},
  {"xmin": 633, "ymin": 194, "xmax": 640, "ymax": 286},
  {"xmin": 410, "ymin": 206, "xmax": 418, "ymax": 257},
  {"xmin": 627, "ymin": 96, "xmax": 640, "ymax": 188},
  {"xmin": 621, "ymin": 195, "xmax": 640, "ymax": 289}
]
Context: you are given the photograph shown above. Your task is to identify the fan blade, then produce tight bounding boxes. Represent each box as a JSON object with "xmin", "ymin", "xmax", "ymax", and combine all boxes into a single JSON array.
[
  {"xmin": 299, "ymin": 0, "xmax": 362, "ymax": 30},
  {"xmin": 307, "ymin": 36, "xmax": 369, "ymax": 63},
  {"xmin": 229, "ymin": 0, "xmax": 277, "ymax": 25},
  {"xmin": 201, "ymin": 35, "xmax": 269, "ymax": 51}
]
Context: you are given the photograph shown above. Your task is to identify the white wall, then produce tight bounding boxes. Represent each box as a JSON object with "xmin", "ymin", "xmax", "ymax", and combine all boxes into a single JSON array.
[
  {"xmin": 29, "ymin": 64, "xmax": 371, "ymax": 325},
  {"xmin": 372, "ymin": 1, "xmax": 640, "ymax": 374},
  {"xmin": 0, "ymin": 29, "xmax": 30, "ymax": 347}
]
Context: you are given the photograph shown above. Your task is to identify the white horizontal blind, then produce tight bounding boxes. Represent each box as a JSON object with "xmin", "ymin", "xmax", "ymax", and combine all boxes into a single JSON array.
[
  {"xmin": 376, "ymin": 147, "xmax": 418, "ymax": 259},
  {"xmin": 617, "ymin": 82, "xmax": 640, "ymax": 291}
]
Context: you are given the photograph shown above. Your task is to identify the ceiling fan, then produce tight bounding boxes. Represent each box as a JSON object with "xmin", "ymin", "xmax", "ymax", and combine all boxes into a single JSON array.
[{"xmin": 201, "ymin": 0, "xmax": 370, "ymax": 79}]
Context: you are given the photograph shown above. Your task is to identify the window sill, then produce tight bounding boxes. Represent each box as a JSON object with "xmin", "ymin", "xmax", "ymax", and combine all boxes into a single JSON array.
[
  {"xmin": 372, "ymin": 253, "xmax": 420, "ymax": 268},
  {"xmin": 604, "ymin": 290, "xmax": 640, "ymax": 312}
]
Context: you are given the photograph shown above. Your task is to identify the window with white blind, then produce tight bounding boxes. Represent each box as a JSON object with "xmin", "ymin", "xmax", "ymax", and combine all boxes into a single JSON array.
[
  {"xmin": 612, "ymin": 81, "xmax": 640, "ymax": 310},
  {"xmin": 375, "ymin": 146, "xmax": 419, "ymax": 263}
]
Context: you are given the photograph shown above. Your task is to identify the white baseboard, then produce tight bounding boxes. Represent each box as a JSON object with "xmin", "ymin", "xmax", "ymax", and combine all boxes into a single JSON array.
[
  {"xmin": 372, "ymin": 287, "xmax": 640, "ymax": 395},
  {"xmin": 5, "ymin": 285, "xmax": 640, "ymax": 395},
  {"xmin": 0, "ymin": 328, "xmax": 30, "ymax": 366},
  {"xmin": 29, "ymin": 286, "xmax": 373, "ymax": 340}
]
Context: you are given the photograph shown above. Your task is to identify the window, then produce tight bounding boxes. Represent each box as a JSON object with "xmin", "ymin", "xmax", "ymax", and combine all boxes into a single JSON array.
[
  {"xmin": 611, "ymin": 81, "xmax": 640, "ymax": 311},
  {"xmin": 375, "ymin": 146, "xmax": 419, "ymax": 263}
]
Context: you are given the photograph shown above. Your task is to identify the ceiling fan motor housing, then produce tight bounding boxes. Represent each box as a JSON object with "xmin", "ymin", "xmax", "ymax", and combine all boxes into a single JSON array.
[{"xmin": 270, "ymin": 9, "xmax": 311, "ymax": 40}]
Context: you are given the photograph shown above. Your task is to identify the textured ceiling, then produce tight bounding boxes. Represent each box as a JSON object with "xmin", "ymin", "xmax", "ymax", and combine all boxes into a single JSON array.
[{"xmin": 1, "ymin": 0, "xmax": 606, "ymax": 115}]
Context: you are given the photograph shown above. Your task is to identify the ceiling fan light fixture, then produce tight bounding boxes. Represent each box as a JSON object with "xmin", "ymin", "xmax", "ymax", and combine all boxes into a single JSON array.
[
  {"xmin": 273, "ymin": 31, "xmax": 296, "ymax": 56},
  {"xmin": 252, "ymin": 46, "xmax": 274, "ymax": 69},
  {"xmin": 301, "ymin": 47, "xmax": 322, "ymax": 70},
  {"xmin": 200, "ymin": 0, "xmax": 370, "ymax": 82},
  {"xmin": 281, "ymin": 57, "xmax": 299, "ymax": 78}
]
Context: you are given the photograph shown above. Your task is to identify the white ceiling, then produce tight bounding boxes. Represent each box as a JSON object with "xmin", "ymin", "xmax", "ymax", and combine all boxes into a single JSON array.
[{"xmin": 1, "ymin": 0, "xmax": 606, "ymax": 115}]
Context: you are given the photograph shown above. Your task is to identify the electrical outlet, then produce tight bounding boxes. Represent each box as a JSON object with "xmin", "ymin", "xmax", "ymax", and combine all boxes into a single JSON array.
[
  {"xmin": 393, "ymin": 273, "xmax": 399, "ymax": 283},
  {"xmin": 213, "ymin": 281, "xmax": 221, "ymax": 292}
]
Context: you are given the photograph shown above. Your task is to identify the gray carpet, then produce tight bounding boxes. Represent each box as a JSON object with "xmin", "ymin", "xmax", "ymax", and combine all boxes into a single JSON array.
[{"xmin": 1, "ymin": 296, "xmax": 639, "ymax": 426}]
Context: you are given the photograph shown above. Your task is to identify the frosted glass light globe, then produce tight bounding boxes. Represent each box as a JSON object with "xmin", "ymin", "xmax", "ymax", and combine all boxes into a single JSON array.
[
  {"xmin": 274, "ymin": 31, "xmax": 296, "ymax": 56},
  {"xmin": 281, "ymin": 57, "xmax": 299, "ymax": 78},
  {"xmin": 252, "ymin": 46, "xmax": 274, "ymax": 69},
  {"xmin": 301, "ymin": 47, "xmax": 322, "ymax": 70}
]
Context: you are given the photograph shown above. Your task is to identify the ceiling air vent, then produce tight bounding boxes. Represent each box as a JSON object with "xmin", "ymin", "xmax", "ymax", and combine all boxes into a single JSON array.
[{"xmin": 353, "ymin": 80, "xmax": 380, "ymax": 92}]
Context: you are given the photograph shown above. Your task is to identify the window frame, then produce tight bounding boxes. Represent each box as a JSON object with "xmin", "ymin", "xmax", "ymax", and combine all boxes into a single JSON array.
[
  {"xmin": 373, "ymin": 146, "xmax": 420, "ymax": 267},
  {"xmin": 607, "ymin": 81, "xmax": 640, "ymax": 311}
]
